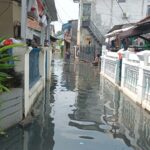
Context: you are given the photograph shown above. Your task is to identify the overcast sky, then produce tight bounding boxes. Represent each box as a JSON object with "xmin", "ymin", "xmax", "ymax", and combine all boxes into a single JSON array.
[{"xmin": 52, "ymin": 0, "xmax": 79, "ymax": 32}]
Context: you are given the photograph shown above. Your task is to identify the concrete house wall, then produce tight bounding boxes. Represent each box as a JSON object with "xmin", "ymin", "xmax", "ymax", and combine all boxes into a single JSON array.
[
  {"xmin": 0, "ymin": 0, "xmax": 13, "ymax": 37},
  {"xmin": 79, "ymin": 0, "xmax": 150, "ymax": 46},
  {"xmin": 0, "ymin": 0, "xmax": 57, "ymax": 129},
  {"xmin": 0, "ymin": 0, "xmax": 21, "ymax": 37}
]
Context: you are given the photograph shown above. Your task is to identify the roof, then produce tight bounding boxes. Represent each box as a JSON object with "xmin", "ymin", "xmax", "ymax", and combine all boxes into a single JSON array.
[
  {"xmin": 107, "ymin": 23, "xmax": 134, "ymax": 33},
  {"xmin": 137, "ymin": 15, "xmax": 150, "ymax": 25},
  {"xmin": 118, "ymin": 16, "xmax": 150, "ymax": 39},
  {"xmin": 108, "ymin": 25, "xmax": 124, "ymax": 33},
  {"xmin": 45, "ymin": 0, "xmax": 58, "ymax": 21}
]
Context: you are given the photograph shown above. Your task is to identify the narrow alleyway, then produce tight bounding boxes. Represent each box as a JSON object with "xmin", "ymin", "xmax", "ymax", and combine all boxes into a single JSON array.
[{"xmin": 0, "ymin": 54, "xmax": 150, "ymax": 150}]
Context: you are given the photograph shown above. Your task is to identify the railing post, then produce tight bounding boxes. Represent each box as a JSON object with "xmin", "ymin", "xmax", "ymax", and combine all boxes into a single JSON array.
[
  {"xmin": 121, "ymin": 58, "xmax": 126, "ymax": 88},
  {"xmin": 137, "ymin": 60, "xmax": 144, "ymax": 104},
  {"xmin": 24, "ymin": 47, "xmax": 31, "ymax": 117}
]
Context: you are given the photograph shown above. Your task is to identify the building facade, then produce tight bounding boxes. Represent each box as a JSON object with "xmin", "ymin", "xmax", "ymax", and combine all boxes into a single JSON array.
[
  {"xmin": 0, "ymin": 0, "xmax": 57, "ymax": 129},
  {"xmin": 75, "ymin": 0, "xmax": 150, "ymax": 51}
]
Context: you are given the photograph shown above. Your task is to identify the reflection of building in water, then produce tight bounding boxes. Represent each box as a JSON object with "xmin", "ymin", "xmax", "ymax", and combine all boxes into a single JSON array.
[
  {"xmin": 23, "ymin": 83, "xmax": 55, "ymax": 150},
  {"xmin": 62, "ymin": 63, "xmax": 76, "ymax": 91},
  {"xmin": 119, "ymin": 94, "xmax": 150, "ymax": 150},
  {"xmin": 118, "ymin": 94, "xmax": 140, "ymax": 149},
  {"xmin": 68, "ymin": 62, "xmax": 150, "ymax": 150},
  {"xmin": 69, "ymin": 63, "xmax": 103, "ymax": 126},
  {"xmin": 0, "ymin": 127, "xmax": 24, "ymax": 150},
  {"xmin": 137, "ymin": 110, "xmax": 150, "ymax": 150}
]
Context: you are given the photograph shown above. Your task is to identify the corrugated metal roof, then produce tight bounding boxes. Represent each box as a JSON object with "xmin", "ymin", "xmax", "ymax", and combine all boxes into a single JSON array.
[
  {"xmin": 45, "ymin": 0, "xmax": 58, "ymax": 21},
  {"xmin": 118, "ymin": 16, "xmax": 150, "ymax": 39}
]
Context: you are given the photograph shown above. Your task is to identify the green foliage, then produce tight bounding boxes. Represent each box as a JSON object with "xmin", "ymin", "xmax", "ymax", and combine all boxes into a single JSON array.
[{"xmin": 0, "ymin": 41, "xmax": 24, "ymax": 93}]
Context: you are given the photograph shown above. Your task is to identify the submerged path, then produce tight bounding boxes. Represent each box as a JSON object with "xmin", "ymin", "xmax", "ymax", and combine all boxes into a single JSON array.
[{"xmin": 0, "ymin": 55, "xmax": 150, "ymax": 150}]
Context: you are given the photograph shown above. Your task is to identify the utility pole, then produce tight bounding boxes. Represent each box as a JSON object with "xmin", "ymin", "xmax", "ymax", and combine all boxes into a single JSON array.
[{"xmin": 21, "ymin": 0, "xmax": 27, "ymax": 42}]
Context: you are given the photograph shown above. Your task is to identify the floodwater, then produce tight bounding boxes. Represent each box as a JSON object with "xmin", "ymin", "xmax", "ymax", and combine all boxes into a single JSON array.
[{"xmin": 0, "ymin": 55, "xmax": 150, "ymax": 150}]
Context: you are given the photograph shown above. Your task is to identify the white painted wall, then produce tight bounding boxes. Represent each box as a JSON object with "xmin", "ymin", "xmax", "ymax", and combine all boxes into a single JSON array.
[
  {"xmin": 80, "ymin": 0, "xmax": 149, "ymax": 40},
  {"xmin": 24, "ymin": 47, "xmax": 47, "ymax": 117},
  {"xmin": 101, "ymin": 50, "xmax": 150, "ymax": 112},
  {"xmin": 99, "ymin": 0, "xmax": 147, "ymax": 30}
]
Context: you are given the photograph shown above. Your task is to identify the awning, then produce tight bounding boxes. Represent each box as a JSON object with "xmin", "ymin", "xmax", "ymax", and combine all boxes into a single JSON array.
[
  {"xmin": 105, "ymin": 26, "xmax": 134, "ymax": 38},
  {"xmin": 118, "ymin": 16, "xmax": 150, "ymax": 39},
  {"xmin": 118, "ymin": 23, "xmax": 150, "ymax": 39}
]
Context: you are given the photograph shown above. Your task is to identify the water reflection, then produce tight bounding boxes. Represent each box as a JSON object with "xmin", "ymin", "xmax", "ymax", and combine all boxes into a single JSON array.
[
  {"xmin": 68, "ymin": 61, "xmax": 150, "ymax": 150},
  {"xmin": 0, "ymin": 77, "xmax": 56, "ymax": 150},
  {"xmin": 1, "ymin": 56, "xmax": 150, "ymax": 150}
]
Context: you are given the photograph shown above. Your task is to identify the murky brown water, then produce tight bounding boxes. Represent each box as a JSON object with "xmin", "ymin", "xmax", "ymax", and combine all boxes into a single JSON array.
[{"xmin": 0, "ymin": 55, "xmax": 150, "ymax": 150}]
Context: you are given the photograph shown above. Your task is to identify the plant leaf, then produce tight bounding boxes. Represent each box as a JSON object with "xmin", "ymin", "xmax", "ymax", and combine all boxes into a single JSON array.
[
  {"xmin": 0, "ymin": 84, "xmax": 9, "ymax": 92},
  {"xmin": 0, "ymin": 56, "xmax": 18, "ymax": 62},
  {"xmin": 0, "ymin": 44, "xmax": 24, "ymax": 53},
  {"xmin": 0, "ymin": 64, "xmax": 14, "ymax": 69}
]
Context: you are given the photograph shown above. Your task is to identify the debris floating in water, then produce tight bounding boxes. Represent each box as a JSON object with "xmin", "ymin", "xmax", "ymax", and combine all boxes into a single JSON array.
[{"xmin": 80, "ymin": 142, "xmax": 84, "ymax": 145}]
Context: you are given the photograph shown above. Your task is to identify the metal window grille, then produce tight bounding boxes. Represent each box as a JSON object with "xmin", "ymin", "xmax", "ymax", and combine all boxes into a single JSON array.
[
  {"xmin": 124, "ymin": 65, "xmax": 139, "ymax": 93},
  {"xmin": 143, "ymin": 70, "xmax": 150, "ymax": 101}
]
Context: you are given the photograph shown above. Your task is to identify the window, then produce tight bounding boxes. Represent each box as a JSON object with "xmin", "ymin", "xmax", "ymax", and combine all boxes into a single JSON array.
[
  {"xmin": 82, "ymin": 3, "xmax": 91, "ymax": 21},
  {"xmin": 118, "ymin": 0, "xmax": 126, "ymax": 2},
  {"xmin": 147, "ymin": 5, "xmax": 150, "ymax": 16}
]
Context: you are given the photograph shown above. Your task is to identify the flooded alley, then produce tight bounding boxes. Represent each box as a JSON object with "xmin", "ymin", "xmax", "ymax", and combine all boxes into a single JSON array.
[{"xmin": 0, "ymin": 55, "xmax": 150, "ymax": 150}]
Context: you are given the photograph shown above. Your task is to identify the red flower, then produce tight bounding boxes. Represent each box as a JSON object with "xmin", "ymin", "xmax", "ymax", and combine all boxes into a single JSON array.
[{"xmin": 3, "ymin": 39, "xmax": 13, "ymax": 46}]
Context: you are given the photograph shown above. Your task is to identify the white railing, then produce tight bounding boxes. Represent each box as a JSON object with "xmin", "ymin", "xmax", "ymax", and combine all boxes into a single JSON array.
[
  {"xmin": 121, "ymin": 51, "xmax": 150, "ymax": 111},
  {"xmin": 124, "ymin": 64, "xmax": 139, "ymax": 94},
  {"xmin": 101, "ymin": 48, "xmax": 150, "ymax": 112},
  {"xmin": 101, "ymin": 51, "xmax": 120, "ymax": 85}
]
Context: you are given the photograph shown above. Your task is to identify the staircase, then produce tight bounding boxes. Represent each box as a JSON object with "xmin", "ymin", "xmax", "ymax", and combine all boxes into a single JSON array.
[{"xmin": 82, "ymin": 20, "xmax": 105, "ymax": 45}]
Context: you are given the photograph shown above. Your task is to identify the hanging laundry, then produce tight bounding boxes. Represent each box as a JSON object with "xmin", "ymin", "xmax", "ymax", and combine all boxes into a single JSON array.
[{"xmin": 37, "ymin": 0, "xmax": 44, "ymax": 16}]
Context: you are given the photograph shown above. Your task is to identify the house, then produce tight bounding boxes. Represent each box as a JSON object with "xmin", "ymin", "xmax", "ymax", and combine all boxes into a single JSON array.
[
  {"xmin": 62, "ymin": 20, "xmax": 78, "ymax": 57},
  {"xmin": 101, "ymin": 16, "xmax": 150, "ymax": 112},
  {"xmin": 0, "ymin": 0, "xmax": 57, "ymax": 129},
  {"xmin": 74, "ymin": 0, "xmax": 150, "ymax": 61}
]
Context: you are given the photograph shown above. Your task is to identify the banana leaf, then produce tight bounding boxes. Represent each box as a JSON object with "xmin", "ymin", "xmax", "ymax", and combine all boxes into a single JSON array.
[
  {"xmin": 0, "ymin": 64, "xmax": 15, "ymax": 69},
  {"xmin": 0, "ymin": 56, "xmax": 19, "ymax": 62},
  {"xmin": 0, "ymin": 43, "xmax": 24, "ymax": 53}
]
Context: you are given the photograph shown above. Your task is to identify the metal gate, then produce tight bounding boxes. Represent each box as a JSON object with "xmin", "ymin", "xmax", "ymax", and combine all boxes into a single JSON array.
[{"xmin": 79, "ymin": 46, "xmax": 95, "ymax": 62}]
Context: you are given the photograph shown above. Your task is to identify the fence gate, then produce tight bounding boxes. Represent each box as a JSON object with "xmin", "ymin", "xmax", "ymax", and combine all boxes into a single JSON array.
[{"xmin": 79, "ymin": 46, "xmax": 95, "ymax": 62}]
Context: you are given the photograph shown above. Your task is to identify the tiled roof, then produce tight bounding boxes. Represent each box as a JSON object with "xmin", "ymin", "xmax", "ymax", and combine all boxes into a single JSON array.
[{"xmin": 27, "ymin": 18, "xmax": 41, "ymax": 31}]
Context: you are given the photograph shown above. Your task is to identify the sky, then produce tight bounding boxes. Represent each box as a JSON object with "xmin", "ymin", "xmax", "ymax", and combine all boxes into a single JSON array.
[{"xmin": 52, "ymin": 0, "xmax": 79, "ymax": 32}]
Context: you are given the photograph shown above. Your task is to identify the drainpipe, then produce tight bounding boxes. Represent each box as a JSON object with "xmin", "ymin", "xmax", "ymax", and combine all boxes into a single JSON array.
[{"xmin": 21, "ymin": 0, "xmax": 27, "ymax": 42}]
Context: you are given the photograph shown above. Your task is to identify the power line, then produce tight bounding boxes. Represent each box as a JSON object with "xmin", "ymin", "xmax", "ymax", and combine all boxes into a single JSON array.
[
  {"xmin": 57, "ymin": 12, "xmax": 63, "ymax": 24},
  {"xmin": 55, "ymin": 1, "xmax": 73, "ymax": 20},
  {"xmin": 115, "ymin": 0, "xmax": 130, "ymax": 23}
]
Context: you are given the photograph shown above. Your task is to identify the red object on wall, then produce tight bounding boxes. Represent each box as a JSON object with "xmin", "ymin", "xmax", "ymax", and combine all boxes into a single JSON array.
[
  {"xmin": 36, "ymin": 0, "xmax": 44, "ymax": 16},
  {"xmin": 3, "ymin": 39, "xmax": 13, "ymax": 46},
  {"xmin": 118, "ymin": 52, "xmax": 122, "ymax": 60}
]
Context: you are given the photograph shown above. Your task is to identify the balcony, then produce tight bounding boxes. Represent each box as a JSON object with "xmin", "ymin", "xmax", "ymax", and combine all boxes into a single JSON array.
[{"xmin": 82, "ymin": 20, "xmax": 90, "ymax": 27}]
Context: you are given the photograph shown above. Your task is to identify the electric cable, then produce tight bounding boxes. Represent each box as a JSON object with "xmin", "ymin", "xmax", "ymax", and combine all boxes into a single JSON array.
[
  {"xmin": 55, "ymin": 1, "xmax": 73, "ymax": 20},
  {"xmin": 115, "ymin": 0, "xmax": 130, "ymax": 23}
]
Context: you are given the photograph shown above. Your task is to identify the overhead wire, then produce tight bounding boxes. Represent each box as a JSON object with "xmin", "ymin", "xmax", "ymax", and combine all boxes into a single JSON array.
[
  {"xmin": 115, "ymin": 0, "xmax": 130, "ymax": 23},
  {"xmin": 55, "ymin": 1, "xmax": 73, "ymax": 20}
]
